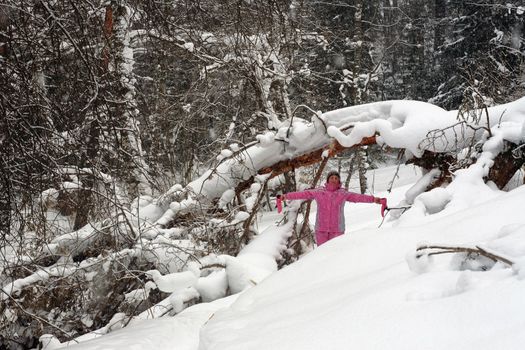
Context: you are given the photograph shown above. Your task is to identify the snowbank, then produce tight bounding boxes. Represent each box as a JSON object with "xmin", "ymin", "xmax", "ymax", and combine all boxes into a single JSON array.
[{"xmin": 199, "ymin": 185, "xmax": 525, "ymax": 350}]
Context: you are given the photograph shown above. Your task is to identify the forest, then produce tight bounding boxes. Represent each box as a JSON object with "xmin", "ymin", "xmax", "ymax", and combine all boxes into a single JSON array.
[{"xmin": 1, "ymin": 1, "xmax": 524, "ymax": 349}]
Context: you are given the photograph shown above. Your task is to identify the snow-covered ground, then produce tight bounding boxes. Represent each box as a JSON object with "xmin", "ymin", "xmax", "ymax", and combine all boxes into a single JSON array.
[{"xmin": 51, "ymin": 164, "xmax": 525, "ymax": 350}]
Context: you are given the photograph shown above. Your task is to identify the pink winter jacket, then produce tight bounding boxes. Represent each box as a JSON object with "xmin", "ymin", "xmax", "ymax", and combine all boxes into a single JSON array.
[{"xmin": 285, "ymin": 183, "xmax": 376, "ymax": 233}]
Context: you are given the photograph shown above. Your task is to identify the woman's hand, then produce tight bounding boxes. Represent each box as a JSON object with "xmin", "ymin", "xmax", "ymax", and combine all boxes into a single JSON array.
[{"xmin": 276, "ymin": 194, "xmax": 285, "ymax": 213}]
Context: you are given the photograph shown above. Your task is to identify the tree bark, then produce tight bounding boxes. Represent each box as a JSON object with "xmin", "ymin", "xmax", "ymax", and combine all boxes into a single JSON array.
[
  {"xmin": 260, "ymin": 136, "xmax": 376, "ymax": 178},
  {"xmin": 235, "ymin": 136, "xmax": 377, "ymax": 194},
  {"xmin": 102, "ymin": 5, "xmax": 113, "ymax": 71},
  {"xmin": 406, "ymin": 150, "xmax": 455, "ymax": 190},
  {"xmin": 0, "ymin": 8, "xmax": 9, "ymax": 57},
  {"xmin": 487, "ymin": 143, "xmax": 525, "ymax": 189}
]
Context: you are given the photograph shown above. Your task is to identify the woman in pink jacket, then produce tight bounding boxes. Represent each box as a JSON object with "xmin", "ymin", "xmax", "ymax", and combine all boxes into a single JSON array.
[{"xmin": 281, "ymin": 171, "xmax": 385, "ymax": 246}]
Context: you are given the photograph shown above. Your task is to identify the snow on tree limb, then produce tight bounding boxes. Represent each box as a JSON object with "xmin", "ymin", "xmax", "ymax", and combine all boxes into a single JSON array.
[
  {"xmin": 327, "ymin": 98, "xmax": 525, "ymax": 156},
  {"xmin": 182, "ymin": 97, "xmax": 525, "ymax": 203}
]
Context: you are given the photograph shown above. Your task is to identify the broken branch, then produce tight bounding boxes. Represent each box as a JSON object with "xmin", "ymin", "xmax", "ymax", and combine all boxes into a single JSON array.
[{"xmin": 416, "ymin": 244, "xmax": 514, "ymax": 266}]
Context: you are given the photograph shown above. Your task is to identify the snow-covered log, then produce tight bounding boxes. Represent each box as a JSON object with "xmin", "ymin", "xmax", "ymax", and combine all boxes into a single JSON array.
[{"xmin": 152, "ymin": 97, "xmax": 525, "ymax": 227}]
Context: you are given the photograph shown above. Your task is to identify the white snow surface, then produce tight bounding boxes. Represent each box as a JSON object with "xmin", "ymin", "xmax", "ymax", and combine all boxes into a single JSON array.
[
  {"xmin": 49, "ymin": 296, "xmax": 238, "ymax": 350},
  {"xmin": 54, "ymin": 163, "xmax": 525, "ymax": 350},
  {"xmin": 200, "ymin": 185, "xmax": 525, "ymax": 350}
]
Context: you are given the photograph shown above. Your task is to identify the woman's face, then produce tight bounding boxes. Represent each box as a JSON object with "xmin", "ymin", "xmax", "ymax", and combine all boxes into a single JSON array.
[{"xmin": 328, "ymin": 175, "xmax": 340, "ymax": 185}]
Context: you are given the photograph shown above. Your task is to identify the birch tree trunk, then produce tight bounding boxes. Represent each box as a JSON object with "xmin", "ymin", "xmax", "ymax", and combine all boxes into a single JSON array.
[{"xmin": 112, "ymin": 4, "xmax": 152, "ymax": 196}]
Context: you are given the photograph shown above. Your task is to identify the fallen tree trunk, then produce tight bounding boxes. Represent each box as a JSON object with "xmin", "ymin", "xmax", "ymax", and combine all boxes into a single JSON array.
[
  {"xmin": 406, "ymin": 143, "xmax": 525, "ymax": 191},
  {"xmin": 235, "ymin": 136, "xmax": 377, "ymax": 194}
]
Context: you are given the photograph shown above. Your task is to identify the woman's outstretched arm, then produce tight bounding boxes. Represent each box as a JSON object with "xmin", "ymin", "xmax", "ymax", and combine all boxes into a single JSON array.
[
  {"xmin": 282, "ymin": 189, "xmax": 317, "ymax": 201},
  {"xmin": 344, "ymin": 191, "xmax": 380, "ymax": 204}
]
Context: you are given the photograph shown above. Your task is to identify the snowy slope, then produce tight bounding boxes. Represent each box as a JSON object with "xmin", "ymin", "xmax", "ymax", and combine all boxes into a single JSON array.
[
  {"xmin": 199, "ymin": 185, "xmax": 525, "ymax": 350},
  {"xmin": 54, "ymin": 165, "xmax": 525, "ymax": 350}
]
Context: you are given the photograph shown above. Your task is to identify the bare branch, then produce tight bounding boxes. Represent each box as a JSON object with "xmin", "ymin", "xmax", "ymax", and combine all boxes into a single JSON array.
[{"xmin": 416, "ymin": 244, "xmax": 514, "ymax": 266}]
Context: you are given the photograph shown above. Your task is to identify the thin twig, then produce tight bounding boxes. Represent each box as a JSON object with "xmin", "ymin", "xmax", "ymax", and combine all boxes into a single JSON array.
[{"xmin": 416, "ymin": 244, "xmax": 514, "ymax": 266}]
